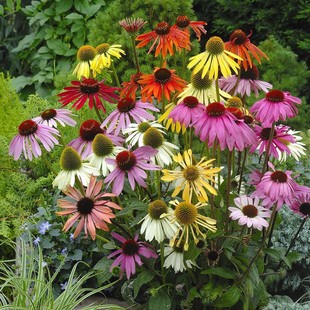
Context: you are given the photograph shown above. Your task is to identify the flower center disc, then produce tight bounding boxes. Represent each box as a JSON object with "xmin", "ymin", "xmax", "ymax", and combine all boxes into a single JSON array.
[
  {"xmin": 270, "ymin": 170, "xmax": 288, "ymax": 183},
  {"xmin": 207, "ymin": 250, "xmax": 219, "ymax": 261},
  {"xmin": 191, "ymin": 71, "xmax": 212, "ymax": 90},
  {"xmin": 92, "ymin": 133, "xmax": 114, "ymax": 156},
  {"xmin": 41, "ymin": 109, "xmax": 57, "ymax": 120},
  {"xmin": 148, "ymin": 200, "xmax": 168, "ymax": 219},
  {"xmin": 18, "ymin": 120, "xmax": 38, "ymax": 136},
  {"xmin": 77, "ymin": 45, "xmax": 97, "ymax": 61},
  {"xmin": 96, "ymin": 43, "xmax": 110, "ymax": 54},
  {"xmin": 242, "ymin": 204, "xmax": 258, "ymax": 218},
  {"xmin": 226, "ymin": 96, "xmax": 242, "ymax": 108},
  {"xmin": 154, "ymin": 68, "xmax": 172, "ymax": 84},
  {"xmin": 206, "ymin": 102, "xmax": 226, "ymax": 116},
  {"xmin": 240, "ymin": 65, "xmax": 259, "ymax": 80},
  {"xmin": 175, "ymin": 202, "xmax": 197, "ymax": 225},
  {"xmin": 155, "ymin": 21, "xmax": 170, "ymax": 35},
  {"xmin": 138, "ymin": 122, "xmax": 151, "ymax": 133},
  {"xmin": 243, "ymin": 115, "xmax": 254, "ymax": 125},
  {"xmin": 116, "ymin": 151, "xmax": 137, "ymax": 171},
  {"xmin": 206, "ymin": 36, "xmax": 224, "ymax": 55},
  {"xmin": 80, "ymin": 78, "xmax": 100, "ymax": 94},
  {"xmin": 183, "ymin": 96, "xmax": 199, "ymax": 108},
  {"xmin": 117, "ymin": 97, "xmax": 135, "ymax": 112},
  {"xmin": 80, "ymin": 119, "xmax": 103, "ymax": 141},
  {"xmin": 266, "ymin": 90, "xmax": 284, "ymax": 103},
  {"xmin": 260, "ymin": 128, "xmax": 276, "ymax": 140},
  {"xmin": 143, "ymin": 127, "xmax": 164, "ymax": 148},
  {"xmin": 77, "ymin": 197, "xmax": 94, "ymax": 215},
  {"xmin": 122, "ymin": 239, "xmax": 139, "ymax": 255},
  {"xmin": 183, "ymin": 165, "xmax": 200, "ymax": 182},
  {"xmin": 230, "ymin": 29, "xmax": 247, "ymax": 45},
  {"xmin": 60, "ymin": 146, "xmax": 82, "ymax": 171},
  {"xmin": 299, "ymin": 202, "xmax": 310, "ymax": 216},
  {"xmin": 176, "ymin": 16, "xmax": 190, "ymax": 28}
]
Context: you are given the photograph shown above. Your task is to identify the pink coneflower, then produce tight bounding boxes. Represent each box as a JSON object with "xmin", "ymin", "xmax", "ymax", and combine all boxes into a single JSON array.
[
  {"xmin": 68, "ymin": 119, "xmax": 122, "ymax": 159},
  {"xmin": 119, "ymin": 17, "xmax": 148, "ymax": 34},
  {"xmin": 9, "ymin": 119, "xmax": 59, "ymax": 161},
  {"xmin": 229, "ymin": 195, "xmax": 271, "ymax": 230},
  {"xmin": 56, "ymin": 175, "xmax": 121, "ymax": 240},
  {"xmin": 104, "ymin": 146, "xmax": 160, "ymax": 195},
  {"xmin": 58, "ymin": 78, "xmax": 119, "ymax": 112},
  {"xmin": 250, "ymin": 90, "xmax": 302, "ymax": 126},
  {"xmin": 289, "ymin": 188, "xmax": 310, "ymax": 218},
  {"xmin": 108, "ymin": 232, "xmax": 158, "ymax": 279},
  {"xmin": 192, "ymin": 102, "xmax": 241, "ymax": 151},
  {"xmin": 252, "ymin": 164, "xmax": 299, "ymax": 210},
  {"xmin": 250, "ymin": 124, "xmax": 295, "ymax": 159},
  {"xmin": 248, "ymin": 169, "xmax": 262, "ymax": 186},
  {"xmin": 219, "ymin": 65, "xmax": 273, "ymax": 97},
  {"xmin": 168, "ymin": 96, "xmax": 205, "ymax": 127},
  {"xmin": 33, "ymin": 108, "xmax": 76, "ymax": 128},
  {"xmin": 101, "ymin": 97, "xmax": 159, "ymax": 136}
]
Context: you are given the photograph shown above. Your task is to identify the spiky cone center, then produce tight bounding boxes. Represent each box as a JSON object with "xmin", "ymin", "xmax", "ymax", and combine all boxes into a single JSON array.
[
  {"xmin": 175, "ymin": 202, "xmax": 197, "ymax": 225},
  {"xmin": 80, "ymin": 78, "xmax": 100, "ymax": 94},
  {"xmin": 183, "ymin": 165, "xmax": 200, "ymax": 182},
  {"xmin": 77, "ymin": 197, "xmax": 94, "ymax": 215},
  {"xmin": 41, "ymin": 109, "xmax": 57, "ymax": 120},
  {"xmin": 183, "ymin": 96, "xmax": 199, "ymax": 108},
  {"xmin": 155, "ymin": 21, "xmax": 170, "ymax": 35},
  {"xmin": 116, "ymin": 151, "xmax": 137, "ymax": 171},
  {"xmin": 148, "ymin": 200, "xmax": 168, "ymax": 219},
  {"xmin": 77, "ymin": 45, "xmax": 97, "ymax": 61},
  {"xmin": 191, "ymin": 71, "xmax": 212, "ymax": 90},
  {"xmin": 242, "ymin": 204, "xmax": 258, "ymax": 218},
  {"xmin": 206, "ymin": 249, "xmax": 219, "ymax": 262},
  {"xmin": 92, "ymin": 134, "xmax": 114, "ymax": 157},
  {"xmin": 143, "ymin": 127, "xmax": 164, "ymax": 149},
  {"xmin": 18, "ymin": 120, "xmax": 38, "ymax": 136},
  {"xmin": 196, "ymin": 238, "xmax": 206, "ymax": 249},
  {"xmin": 172, "ymin": 239, "xmax": 185, "ymax": 252},
  {"xmin": 206, "ymin": 36, "xmax": 225, "ymax": 55},
  {"xmin": 176, "ymin": 16, "xmax": 190, "ymax": 28},
  {"xmin": 206, "ymin": 102, "xmax": 226, "ymax": 117},
  {"xmin": 266, "ymin": 90, "xmax": 284, "ymax": 103},
  {"xmin": 80, "ymin": 119, "xmax": 103, "ymax": 141},
  {"xmin": 96, "ymin": 43, "xmax": 110, "ymax": 54},
  {"xmin": 243, "ymin": 115, "xmax": 254, "ymax": 125},
  {"xmin": 122, "ymin": 239, "xmax": 139, "ymax": 255},
  {"xmin": 240, "ymin": 65, "xmax": 259, "ymax": 80},
  {"xmin": 270, "ymin": 170, "xmax": 288, "ymax": 183},
  {"xmin": 230, "ymin": 29, "xmax": 247, "ymax": 45},
  {"xmin": 138, "ymin": 122, "xmax": 151, "ymax": 133},
  {"xmin": 226, "ymin": 96, "xmax": 243, "ymax": 108},
  {"xmin": 60, "ymin": 147, "xmax": 82, "ymax": 171},
  {"xmin": 230, "ymin": 179, "xmax": 239, "ymax": 190},
  {"xmin": 227, "ymin": 107, "xmax": 243, "ymax": 119},
  {"xmin": 154, "ymin": 68, "xmax": 172, "ymax": 84},
  {"xmin": 299, "ymin": 202, "xmax": 310, "ymax": 216},
  {"xmin": 260, "ymin": 127, "xmax": 276, "ymax": 140},
  {"xmin": 117, "ymin": 97, "xmax": 135, "ymax": 112}
]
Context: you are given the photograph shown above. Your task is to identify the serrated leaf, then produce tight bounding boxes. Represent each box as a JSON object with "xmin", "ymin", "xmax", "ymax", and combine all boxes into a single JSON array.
[
  {"xmin": 202, "ymin": 267, "xmax": 237, "ymax": 279},
  {"xmin": 133, "ymin": 271, "xmax": 154, "ymax": 299},
  {"xmin": 213, "ymin": 285, "xmax": 240, "ymax": 308},
  {"xmin": 148, "ymin": 290, "xmax": 171, "ymax": 310}
]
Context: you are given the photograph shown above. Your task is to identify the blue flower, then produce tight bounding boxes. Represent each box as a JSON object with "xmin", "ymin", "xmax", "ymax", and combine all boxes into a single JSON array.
[
  {"xmin": 33, "ymin": 237, "xmax": 41, "ymax": 246},
  {"xmin": 38, "ymin": 221, "xmax": 52, "ymax": 235},
  {"xmin": 60, "ymin": 282, "xmax": 68, "ymax": 290}
]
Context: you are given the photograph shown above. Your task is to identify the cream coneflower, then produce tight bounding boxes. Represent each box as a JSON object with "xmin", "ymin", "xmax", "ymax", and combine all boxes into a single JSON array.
[
  {"xmin": 187, "ymin": 36, "xmax": 242, "ymax": 80},
  {"xmin": 162, "ymin": 149, "xmax": 221, "ymax": 202},
  {"xmin": 73, "ymin": 45, "xmax": 97, "ymax": 80}
]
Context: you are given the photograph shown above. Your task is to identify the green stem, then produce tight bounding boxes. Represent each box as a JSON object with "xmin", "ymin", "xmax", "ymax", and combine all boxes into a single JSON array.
[
  {"xmin": 111, "ymin": 219, "xmax": 132, "ymax": 239},
  {"xmin": 238, "ymin": 148, "xmax": 248, "ymax": 194},
  {"xmin": 215, "ymin": 79, "xmax": 220, "ymax": 102},
  {"xmin": 41, "ymin": 151, "xmax": 57, "ymax": 175},
  {"xmin": 160, "ymin": 242, "xmax": 166, "ymax": 284},
  {"xmin": 130, "ymin": 35, "xmax": 140, "ymax": 72},
  {"xmin": 157, "ymin": 169, "xmax": 161, "ymax": 199},
  {"xmin": 96, "ymin": 234, "xmax": 110, "ymax": 243},
  {"xmin": 225, "ymin": 150, "xmax": 233, "ymax": 233},
  {"xmin": 261, "ymin": 122, "xmax": 275, "ymax": 177},
  {"xmin": 93, "ymin": 101, "xmax": 104, "ymax": 123},
  {"xmin": 75, "ymin": 176, "xmax": 85, "ymax": 195},
  {"xmin": 111, "ymin": 61, "xmax": 121, "ymax": 87}
]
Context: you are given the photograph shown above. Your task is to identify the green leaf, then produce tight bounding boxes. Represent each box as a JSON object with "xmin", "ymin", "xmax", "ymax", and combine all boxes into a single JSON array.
[
  {"xmin": 183, "ymin": 241, "xmax": 201, "ymax": 260},
  {"xmin": 71, "ymin": 21, "xmax": 84, "ymax": 32},
  {"xmin": 93, "ymin": 257, "xmax": 113, "ymax": 285},
  {"xmin": 46, "ymin": 39, "xmax": 68, "ymax": 55},
  {"xmin": 11, "ymin": 33, "xmax": 36, "ymax": 52},
  {"xmin": 68, "ymin": 249, "xmax": 83, "ymax": 261},
  {"xmin": 10, "ymin": 76, "xmax": 33, "ymax": 92},
  {"xmin": 133, "ymin": 271, "xmax": 154, "ymax": 299},
  {"xmin": 56, "ymin": 0, "xmax": 73, "ymax": 15},
  {"xmin": 264, "ymin": 248, "xmax": 281, "ymax": 261},
  {"xmin": 74, "ymin": 0, "xmax": 90, "ymax": 14},
  {"xmin": 148, "ymin": 290, "xmax": 171, "ymax": 310},
  {"xmin": 0, "ymin": 5, "xmax": 4, "ymax": 16},
  {"xmin": 85, "ymin": 4, "xmax": 102, "ymax": 19},
  {"xmin": 65, "ymin": 13, "xmax": 84, "ymax": 20},
  {"xmin": 213, "ymin": 285, "xmax": 240, "ymax": 308},
  {"xmin": 202, "ymin": 267, "xmax": 237, "ymax": 279},
  {"xmin": 282, "ymin": 251, "xmax": 302, "ymax": 269}
]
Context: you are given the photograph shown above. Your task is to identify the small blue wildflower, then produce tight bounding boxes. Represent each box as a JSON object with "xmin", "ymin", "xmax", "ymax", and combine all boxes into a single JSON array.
[
  {"xmin": 33, "ymin": 237, "xmax": 41, "ymax": 246},
  {"xmin": 60, "ymin": 282, "xmax": 68, "ymax": 290},
  {"xmin": 42, "ymin": 261, "xmax": 48, "ymax": 268},
  {"xmin": 69, "ymin": 233, "xmax": 75, "ymax": 242},
  {"xmin": 38, "ymin": 221, "xmax": 52, "ymax": 235},
  {"xmin": 61, "ymin": 247, "xmax": 67, "ymax": 255}
]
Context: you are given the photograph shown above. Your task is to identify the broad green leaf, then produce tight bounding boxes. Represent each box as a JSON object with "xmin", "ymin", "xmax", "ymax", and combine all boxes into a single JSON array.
[
  {"xmin": 74, "ymin": 0, "xmax": 90, "ymax": 14},
  {"xmin": 85, "ymin": 4, "xmax": 102, "ymax": 19},
  {"xmin": 0, "ymin": 5, "xmax": 4, "ymax": 16},
  {"xmin": 65, "ymin": 13, "xmax": 84, "ymax": 20},
  {"xmin": 213, "ymin": 285, "xmax": 240, "ymax": 308},
  {"xmin": 71, "ymin": 21, "xmax": 84, "ymax": 32},
  {"xmin": 202, "ymin": 267, "xmax": 237, "ymax": 279},
  {"xmin": 133, "ymin": 271, "xmax": 154, "ymax": 299},
  {"xmin": 282, "ymin": 251, "xmax": 302, "ymax": 269},
  {"xmin": 46, "ymin": 39, "xmax": 68, "ymax": 55},
  {"xmin": 264, "ymin": 248, "xmax": 281, "ymax": 260},
  {"xmin": 10, "ymin": 76, "xmax": 33, "ymax": 92},
  {"xmin": 148, "ymin": 290, "xmax": 171, "ymax": 310},
  {"xmin": 93, "ymin": 257, "xmax": 113, "ymax": 285},
  {"xmin": 55, "ymin": 0, "xmax": 73, "ymax": 15}
]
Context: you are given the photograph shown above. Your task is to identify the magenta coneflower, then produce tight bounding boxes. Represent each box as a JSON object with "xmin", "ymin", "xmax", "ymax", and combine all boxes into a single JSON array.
[
  {"xmin": 250, "ymin": 124, "xmax": 295, "ymax": 159},
  {"xmin": 229, "ymin": 195, "xmax": 271, "ymax": 230},
  {"xmin": 101, "ymin": 97, "xmax": 159, "ymax": 136},
  {"xmin": 108, "ymin": 232, "xmax": 158, "ymax": 279},
  {"xmin": 104, "ymin": 146, "xmax": 160, "ymax": 195},
  {"xmin": 58, "ymin": 78, "xmax": 119, "ymax": 112},
  {"xmin": 250, "ymin": 90, "xmax": 302, "ymax": 126},
  {"xmin": 9, "ymin": 119, "xmax": 59, "ymax": 161},
  {"xmin": 168, "ymin": 96, "xmax": 205, "ymax": 127},
  {"xmin": 289, "ymin": 188, "xmax": 310, "ymax": 218},
  {"xmin": 219, "ymin": 65, "xmax": 273, "ymax": 97},
  {"xmin": 252, "ymin": 164, "xmax": 299, "ymax": 210},
  {"xmin": 33, "ymin": 108, "xmax": 77, "ymax": 128},
  {"xmin": 56, "ymin": 175, "xmax": 121, "ymax": 240},
  {"xmin": 192, "ymin": 102, "xmax": 241, "ymax": 151}
]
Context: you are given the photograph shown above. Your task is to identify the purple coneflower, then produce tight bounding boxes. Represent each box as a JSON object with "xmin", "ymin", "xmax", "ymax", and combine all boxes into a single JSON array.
[
  {"xmin": 104, "ymin": 146, "xmax": 160, "ymax": 195},
  {"xmin": 9, "ymin": 119, "xmax": 59, "ymax": 161},
  {"xmin": 289, "ymin": 187, "xmax": 310, "ymax": 218},
  {"xmin": 33, "ymin": 108, "xmax": 76, "ymax": 128},
  {"xmin": 108, "ymin": 232, "xmax": 158, "ymax": 279}
]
